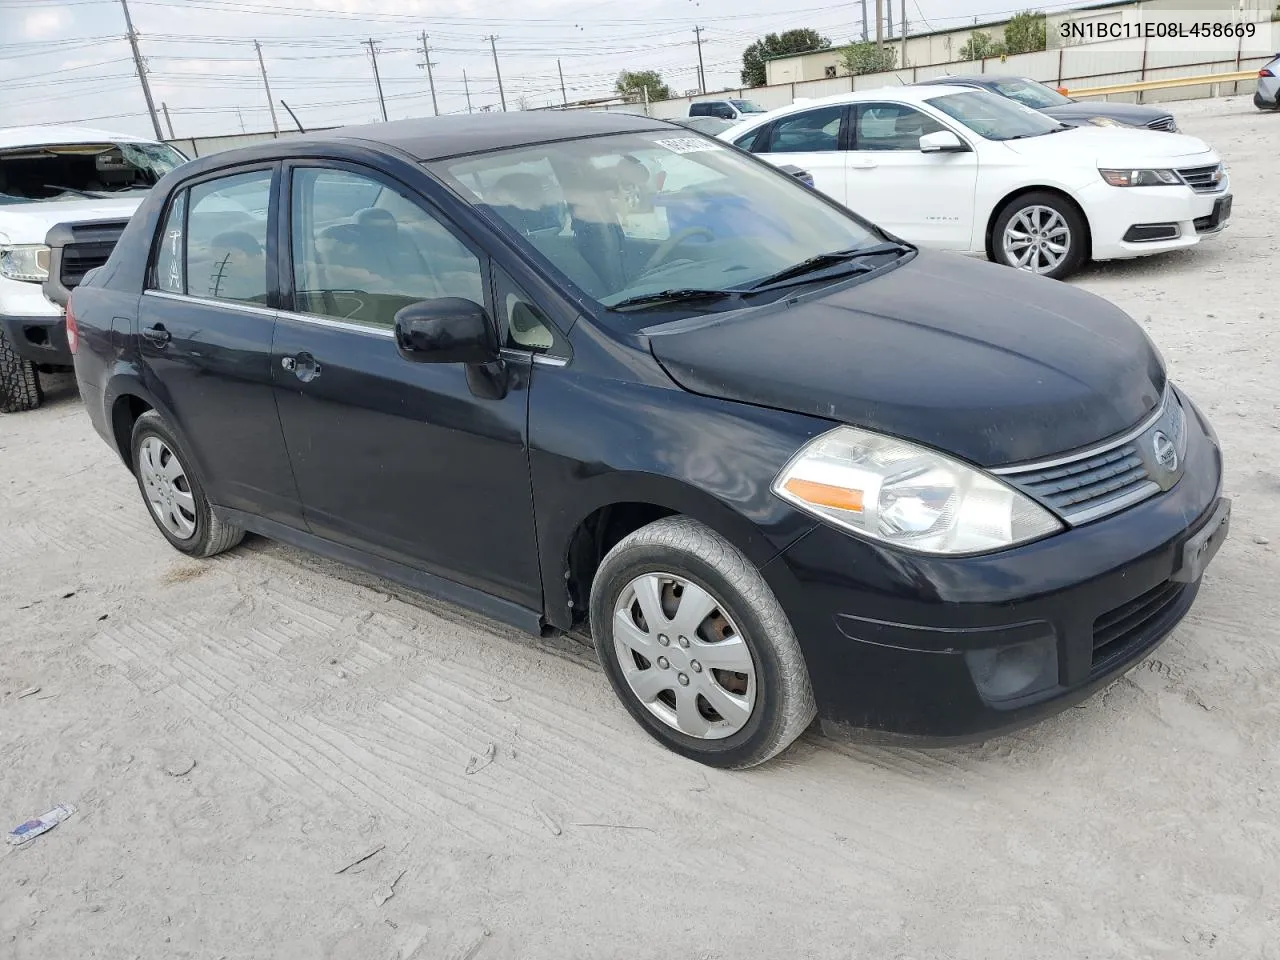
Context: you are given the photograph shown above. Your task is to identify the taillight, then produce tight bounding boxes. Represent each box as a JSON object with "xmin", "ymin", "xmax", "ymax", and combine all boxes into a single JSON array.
[
  {"xmin": 65, "ymin": 298, "xmax": 79, "ymax": 355},
  {"xmin": 1262, "ymin": 68, "xmax": 1275, "ymax": 78}
]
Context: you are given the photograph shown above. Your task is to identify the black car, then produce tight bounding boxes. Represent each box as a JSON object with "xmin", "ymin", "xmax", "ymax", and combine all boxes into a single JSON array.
[
  {"xmin": 917, "ymin": 75, "xmax": 1179, "ymax": 132},
  {"xmin": 68, "ymin": 112, "xmax": 1229, "ymax": 768}
]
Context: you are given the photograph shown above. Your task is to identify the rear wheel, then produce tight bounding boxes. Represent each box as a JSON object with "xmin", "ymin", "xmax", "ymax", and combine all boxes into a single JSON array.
[
  {"xmin": 589, "ymin": 516, "xmax": 815, "ymax": 768},
  {"xmin": 130, "ymin": 410, "xmax": 244, "ymax": 557},
  {"xmin": 0, "ymin": 326, "xmax": 43, "ymax": 413},
  {"xmin": 991, "ymin": 191, "xmax": 1088, "ymax": 280}
]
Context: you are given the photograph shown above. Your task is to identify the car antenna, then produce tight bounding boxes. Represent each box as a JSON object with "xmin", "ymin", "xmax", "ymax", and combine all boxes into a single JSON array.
[{"xmin": 280, "ymin": 99, "xmax": 306, "ymax": 133}]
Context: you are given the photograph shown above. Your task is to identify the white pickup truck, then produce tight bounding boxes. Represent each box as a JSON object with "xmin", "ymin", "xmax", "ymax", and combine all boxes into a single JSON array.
[{"xmin": 1, "ymin": 126, "xmax": 187, "ymax": 412}]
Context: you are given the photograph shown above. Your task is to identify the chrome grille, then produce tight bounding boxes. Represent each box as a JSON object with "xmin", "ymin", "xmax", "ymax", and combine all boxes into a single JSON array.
[
  {"xmin": 1176, "ymin": 163, "xmax": 1225, "ymax": 193},
  {"xmin": 1145, "ymin": 116, "xmax": 1176, "ymax": 132},
  {"xmin": 994, "ymin": 390, "xmax": 1188, "ymax": 525}
]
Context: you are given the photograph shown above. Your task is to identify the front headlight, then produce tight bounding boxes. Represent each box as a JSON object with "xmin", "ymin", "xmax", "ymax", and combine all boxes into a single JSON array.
[
  {"xmin": 773, "ymin": 426, "xmax": 1063, "ymax": 555},
  {"xmin": 1099, "ymin": 168, "xmax": 1181, "ymax": 187},
  {"xmin": 1088, "ymin": 116, "xmax": 1123, "ymax": 127},
  {"xmin": 0, "ymin": 244, "xmax": 51, "ymax": 282}
]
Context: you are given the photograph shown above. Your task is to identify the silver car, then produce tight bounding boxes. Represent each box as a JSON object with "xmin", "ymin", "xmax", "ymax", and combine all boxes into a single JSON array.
[{"xmin": 1256, "ymin": 54, "xmax": 1279, "ymax": 110}]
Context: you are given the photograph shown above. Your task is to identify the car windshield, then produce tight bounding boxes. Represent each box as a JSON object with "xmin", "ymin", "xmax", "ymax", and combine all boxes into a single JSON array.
[
  {"xmin": 925, "ymin": 90, "xmax": 1064, "ymax": 140},
  {"xmin": 990, "ymin": 78, "xmax": 1072, "ymax": 108},
  {"xmin": 730, "ymin": 100, "xmax": 766, "ymax": 113},
  {"xmin": 429, "ymin": 129, "xmax": 884, "ymax": 308},
  {"xmin": 0, "ymin": 141, "xmax": 186, "ymax": 204}
]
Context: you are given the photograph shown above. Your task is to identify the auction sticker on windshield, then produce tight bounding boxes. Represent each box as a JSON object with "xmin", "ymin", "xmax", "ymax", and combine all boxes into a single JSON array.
[{"xmin": 654, "ymin": 138, "xmax": 723, "ymax": 154}]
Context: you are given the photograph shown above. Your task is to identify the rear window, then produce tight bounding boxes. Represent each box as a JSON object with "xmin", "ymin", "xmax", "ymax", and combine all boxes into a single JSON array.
[{"xmin": 0, "ymin": 141, "xmax": 185, "ymax": 205}]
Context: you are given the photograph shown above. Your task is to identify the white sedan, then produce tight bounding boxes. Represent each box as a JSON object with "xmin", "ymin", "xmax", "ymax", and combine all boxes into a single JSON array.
[{"xmin": 720, "ymin": 86, "xmax": 1231, "ymax": 279}]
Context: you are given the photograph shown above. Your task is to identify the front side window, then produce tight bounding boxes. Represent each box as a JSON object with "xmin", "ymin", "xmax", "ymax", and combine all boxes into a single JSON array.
[
  {"xmin": 763, "ymin": 106, "xmax": 845, "ymax": 153},
  {"xmin": 431, "ymin": 129, "xmax": 881, "ymax": 308},
  {"xmin": 926, "ymin": 90, "xmax": 1063, "ymax": 140},
  {"xmin": 853, "ymin": 103, "xmax": 946, "ymax": 150},
  {"xmin": 289, "ymin": 166, "xmax": 484, "ymax": 329},
  {"xmin": 186, "ymin": 169, "xmax": 272, "ymax": 305},
  {"xmin": 152, "ymin": 190, "xmax": 187, "ymax": 294},
  {"xmin": 729, "ymin": 99, "xmax": 766, "ymax": 114}
]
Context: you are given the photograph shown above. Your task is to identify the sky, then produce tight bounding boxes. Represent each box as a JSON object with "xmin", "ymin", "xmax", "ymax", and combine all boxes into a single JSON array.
[{"xmin": 1, "ymin": 0, "xmax": 1090, "ymax": 139}]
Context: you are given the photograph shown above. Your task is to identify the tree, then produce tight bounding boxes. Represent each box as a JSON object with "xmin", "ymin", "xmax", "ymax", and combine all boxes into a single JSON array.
[
  {"xmin": 741, "ymin": 29, "xmax": 832, "ymax": 86},
  {"xmin": 959, "ymin": 31, "xmax": 1006, "ymax": 60},
  {"xmin": 838, "ymin": 41, "xmax": 898, "ymax": 76},
  {"xmin": 1003, "ymin": 11, "xmax": 1047, "ymax": 55},
  {"xmin": 615, "ymin": 69, "xmax": 672, "ymax": 103}
]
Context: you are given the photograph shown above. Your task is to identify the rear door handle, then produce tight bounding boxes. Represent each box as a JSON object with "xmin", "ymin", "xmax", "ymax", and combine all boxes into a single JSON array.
[
  {"xmin": 848, "ymin": 159, "xmax": 878, "ymax": 170},
  {"xmin": 141, "ymin": 324, "xmax": 171, "ymax": 346}
]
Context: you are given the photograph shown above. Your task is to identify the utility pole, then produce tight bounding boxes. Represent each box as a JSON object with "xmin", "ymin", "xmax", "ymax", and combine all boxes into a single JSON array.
[
  {"xmin": 693, "ymin": 25, "xmax": 707, "ymax": 94},
  {"xmin": 417, "ymin": 31, "xmax": 439, "ymax": 117},
  {"xmin": 235, "ymin": 108, "xmax": 245, "ymax": 134},
  {"xmin": 486, "ymin": 35, "xmax": 507, "ymax": 111},
  {"xmin": 901, "ymin": 0, "xmax": 908, "ymax": 66},
  {"xmin": 161, "ymin": 101, "xmax": 175, "ymax": 138},
  {"xmin": 118, "ymin": 0, "xmax": 163, "ymax": 140},
  {"xmin": 254, "ymin": 41, "xmax": 280, "ymax": 137},
  {"xmin": 861, "ymin": 0, "xmax": 869, "ymax": 42},
  {"xmin": 887, "ymin": 1, "xmax": 894, "ymax": 38},
  {"xmin": 463, "ymin": 69, "xmax": 473, "ymax": 114},
  {"xmin": 557, "ymin": 58, "xmax": 567, "ymax": 106},
  {"xmin": 363, "ymin": 38, "xmax": 388, "ymax": 121},
  {"xmin": 876, "ymin": 0, "xmax": 884, "ymax": 47}
]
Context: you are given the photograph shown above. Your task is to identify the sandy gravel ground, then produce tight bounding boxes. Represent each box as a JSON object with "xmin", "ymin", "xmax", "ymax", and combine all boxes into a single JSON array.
[{"xmin": 2, "ymin": 95, "xmax": 1278, "ymax": 960}]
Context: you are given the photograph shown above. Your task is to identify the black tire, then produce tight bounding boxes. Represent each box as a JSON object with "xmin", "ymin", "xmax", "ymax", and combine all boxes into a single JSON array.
[
  {"xmin": 990, "ymin": 190, "xmax": 1088, "ymax": 281},
  {"xmin": 130, "ymin": 410, "xmax": 244, "ymax": 558},
  {"xmin": 589, "ymin": 516, "xmax": 815, "ymax": 769},
  {"xmin": 0, "ymin": 325, "xmax": 43, "ymax": 413}
]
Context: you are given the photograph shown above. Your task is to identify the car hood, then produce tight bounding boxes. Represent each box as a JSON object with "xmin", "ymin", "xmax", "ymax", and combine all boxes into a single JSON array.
[
  {"xmin": 645, "ymin": 251, "xmax": 1165, "ymax": 467},
  {"xmin": 1001, "ymin": 126, "xmax": 1214, "ymax": 167},
  {"xmin": 0, "ymin": 196, "xmax": 143, "ymax": 243},
  {"xmin": 1043, "ymin": 101, "xmax": 1172, "ymax": 127}
]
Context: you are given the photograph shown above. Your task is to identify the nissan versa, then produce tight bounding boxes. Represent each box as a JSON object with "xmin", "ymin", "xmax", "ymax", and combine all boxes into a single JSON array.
[{"xmin": 69, "ymin": 113, "xmax": 1229, "ymax": 768}]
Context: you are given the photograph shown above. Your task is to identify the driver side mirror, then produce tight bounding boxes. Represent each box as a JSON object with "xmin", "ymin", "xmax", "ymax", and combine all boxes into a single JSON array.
[
  {"xmin": 919, "ymin": 130, "xmax": 968, "ymax": 153},
  {"xmin": 394, "ymin": 298, "xmax": 498, "ymax": 364}
]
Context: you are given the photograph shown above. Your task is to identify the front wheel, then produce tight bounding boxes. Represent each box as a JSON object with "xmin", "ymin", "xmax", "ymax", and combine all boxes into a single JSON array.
[
  {"xmin": 991, "ymin": 192, "xmax": 1088, "ymax": 280},
  {"xmin": 589, "ymin": 516, "xmax": 816, "ymax": 768},
  {"xmin": 0, "ymin": 326, "xmax": 43, "ymax": 413}
]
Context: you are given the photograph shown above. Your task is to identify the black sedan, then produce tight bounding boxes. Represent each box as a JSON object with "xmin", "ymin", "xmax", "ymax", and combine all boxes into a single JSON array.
[
  {"xmin": 917, "ymin": 74, "xmax": 1179, "ymax": 132},
  {"xmin": 67, "ymin": 112, "xmax": 1228, "ymax": 767}
]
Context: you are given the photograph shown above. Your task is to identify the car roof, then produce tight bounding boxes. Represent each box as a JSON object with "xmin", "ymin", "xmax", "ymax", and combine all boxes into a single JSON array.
[
  {"xmin": 727, "ymin": 84, "xmax": 973, "ymax": 129},
  {"xmin": 313, "ymin": 111, "xmax": 673, "ymax": 161},
  {"xmin": 0, "ymin": 124, "xmax": 161, "ymax": 151}
]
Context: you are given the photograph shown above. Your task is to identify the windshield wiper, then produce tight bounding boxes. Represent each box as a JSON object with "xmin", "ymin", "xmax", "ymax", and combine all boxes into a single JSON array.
[
  {"xmin": 746, "ymin": 242, "xmax": 911, "ymax": 291},
  {"xmin": 609, "ymin": 288, "xmax": 738, "ymax": 311}
]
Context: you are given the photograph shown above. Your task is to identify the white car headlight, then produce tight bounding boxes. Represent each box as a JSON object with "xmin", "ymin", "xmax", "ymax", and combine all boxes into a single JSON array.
[
  {"xmin": 1087, "ymin": 116, "xmax": 1123, "ymax": 127},
  {"xmin": 1099, "ymin": 168, "xmax": 1181, "ymax": 187},
  {"xmin": 773, "ymin": 426, "xmax": 1063, "ymax": 555},
  {"xmin": 0, "ymin": 244, "xmax": 51, "ymax": 282}
]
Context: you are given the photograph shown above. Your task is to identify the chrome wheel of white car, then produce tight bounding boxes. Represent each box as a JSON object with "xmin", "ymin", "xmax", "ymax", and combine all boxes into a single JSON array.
[
  {"xmin": 1002, "ymin": 205, "xmax": 1071, "ymax": 275},
  {"xmin": 612, "ymin": 571, "xmax": 757, "ymax": 739},
  {"xmin": 992, "ymin": 192, "xmax": 1088, "ymax": 280}
]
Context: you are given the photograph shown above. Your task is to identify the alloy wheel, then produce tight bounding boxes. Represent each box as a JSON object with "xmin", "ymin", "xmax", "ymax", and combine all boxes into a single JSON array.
[{"xmin": 1002, "ymin": 205, "xmax": 1072, "ymax": 275}]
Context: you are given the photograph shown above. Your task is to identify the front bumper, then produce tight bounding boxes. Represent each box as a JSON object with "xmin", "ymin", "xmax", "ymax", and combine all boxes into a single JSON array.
[
  {"xmin": 761, "ymin": 390, "xmax": 1226, "ymax": 743},
  {"xmin": 1080, "ymin": 179, "xmax": 1231, "ymax": 260},
  {"xmin": 1, "ymin": 313, "xmax": 71, "ymax": 366}
]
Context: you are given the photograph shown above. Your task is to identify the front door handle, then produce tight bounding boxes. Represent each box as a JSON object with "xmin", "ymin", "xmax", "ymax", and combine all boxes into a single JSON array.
[
  {"xmin": 848, "ymin": 159, "xmax": 878, "ymax": 170},
  {"xmin": 141, "ymin": 324, "xmax": 171, "ymax": 346},
  {"xmin": 282, "ymin": 352, "xmax": 321, "ymax": 383}
]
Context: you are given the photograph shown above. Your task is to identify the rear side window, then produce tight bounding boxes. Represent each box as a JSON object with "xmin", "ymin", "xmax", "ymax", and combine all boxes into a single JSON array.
[
  {"xmin": 690, "ymin": 103, "xmax": 711, "ymax": 116},
  {"xmin": 152, "ymin": 190, "xmax": 187, "ymax": 294},
  {"xmin": 762, "ymin": 106, "xmax": 845, "ymax": 153},
  {"xmin": 185, "ymin": 170, "xmax": 273, "ymax": 305}
]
